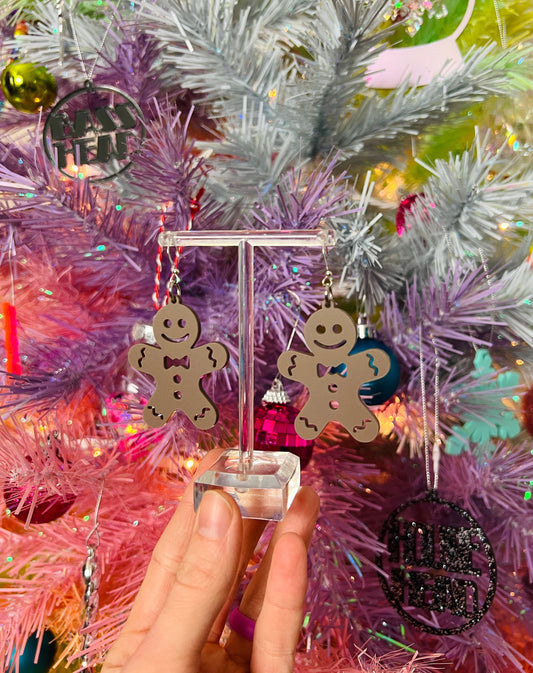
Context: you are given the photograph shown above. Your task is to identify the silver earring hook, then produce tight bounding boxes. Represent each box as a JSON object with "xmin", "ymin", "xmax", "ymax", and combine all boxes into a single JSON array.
[
  {"xmin": 321, "ymin": 242, "xmax": 334, "ymax": 307},
  {"xmin": 166, "ymin": 247, "xmax": 181, "ymax": 303}
]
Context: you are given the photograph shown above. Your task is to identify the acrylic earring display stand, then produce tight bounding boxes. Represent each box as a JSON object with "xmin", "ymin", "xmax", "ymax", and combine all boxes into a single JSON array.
[{"xmin": 158, "ymin": 228, "xmax": 336, "ymax": 520}]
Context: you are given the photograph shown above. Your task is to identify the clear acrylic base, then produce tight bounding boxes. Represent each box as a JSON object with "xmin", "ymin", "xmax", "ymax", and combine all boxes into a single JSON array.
[{"xmin": 193, "ymin": 449, "xmax": 300, "ymax": 521}]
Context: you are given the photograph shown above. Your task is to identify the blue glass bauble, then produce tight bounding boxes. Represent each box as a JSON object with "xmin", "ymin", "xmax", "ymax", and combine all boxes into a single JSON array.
[
  {"xmin": 10, "ymin": 630, "xmax": 56, "ymax": 673},
  {"xmin": 332, "ymin": 337, "xmax": 401, "ymax": 406}
]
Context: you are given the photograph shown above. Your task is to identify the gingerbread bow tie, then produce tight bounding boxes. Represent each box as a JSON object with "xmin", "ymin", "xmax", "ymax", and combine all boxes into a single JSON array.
[{"xmin": 164, "ymin": 354, "xmax": 190, "ymax": 370}]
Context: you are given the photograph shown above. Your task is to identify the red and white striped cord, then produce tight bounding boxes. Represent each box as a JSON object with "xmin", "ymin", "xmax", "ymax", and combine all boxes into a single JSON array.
[
  {"xmin": 152, "ymin": 205, "xmax": 168, "ymax": 311},
  {"xmin": 152, "ymin": 189, "xmax": 204, "ymax": 310}
]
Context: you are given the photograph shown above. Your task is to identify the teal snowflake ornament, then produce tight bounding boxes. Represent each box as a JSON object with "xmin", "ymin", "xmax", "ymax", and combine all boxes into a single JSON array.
[{"xmin": 445, "ymin": 349, "xmax": 521, "ymax": 456}]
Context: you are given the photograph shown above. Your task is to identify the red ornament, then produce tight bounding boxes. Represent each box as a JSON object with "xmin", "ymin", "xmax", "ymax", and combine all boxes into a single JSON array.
[
  {"xmin": 4, "ymin": 483, "xmax": 75, "ymax": 524},
  {"xmin": 254, "ymin": 380, "xmax": 314, "ymax": 469},
  {"xmin": 522, "ymin": 388, "xmax": 533, "ymax": 437},
  {"xmin": 396, "ymin": 193, "xmax": 423, "ymax": 236}
]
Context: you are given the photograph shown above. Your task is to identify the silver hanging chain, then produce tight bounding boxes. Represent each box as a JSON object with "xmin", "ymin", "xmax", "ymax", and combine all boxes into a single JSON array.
[
  {"xmin": 56, "ymin": 0, "xmax": 64, "ymax": 66},
  {"xmin": 493, "ymin": 0, "xmax": 507, "ymax": 48},
  {"xmin": 80, "ymin": 479, "xmax": 104, "ymax": 671},
  {"xmin": 431, "ymin": 335, "xmax": 442, "ymax": 492},
  {"xmin": 69, "ymin": 3, "xmax": 113, "ymax": 83},
  {"xmin": 419, "ymin": 326, "xmax": 441, "ymax": 492},
  {"xmin": 479, "ymin": 246, "xmax": 496, "ymax": 347},
  {"xmin": 419, "ymin": 325, "xmax": 432, "ymax": 491}
]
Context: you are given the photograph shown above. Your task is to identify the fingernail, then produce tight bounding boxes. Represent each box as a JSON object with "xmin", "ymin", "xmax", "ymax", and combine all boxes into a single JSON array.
[{"xmin": 197, "ymin": 491, "xmax": 232, "ymax": 540}]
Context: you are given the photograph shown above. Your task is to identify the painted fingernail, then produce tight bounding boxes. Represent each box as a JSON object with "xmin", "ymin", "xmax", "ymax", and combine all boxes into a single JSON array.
[{"xmin": 197, "ymin": 491, "xmax": 232, "ymax": 540}]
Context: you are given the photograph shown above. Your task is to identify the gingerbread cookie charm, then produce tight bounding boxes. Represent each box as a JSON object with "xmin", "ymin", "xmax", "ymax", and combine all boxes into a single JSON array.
[
  {"xmin": 277, "ymin": 305, "xmax": 390, "ymax": 442},
  {"xmin": 128, "ymin": 298, "xmax": 229, "ymax": 429}
]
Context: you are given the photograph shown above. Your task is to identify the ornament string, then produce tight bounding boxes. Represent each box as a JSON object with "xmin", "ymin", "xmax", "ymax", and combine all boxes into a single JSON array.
[
  {"xmin": 69, "ymin": 3, "xmax": 112, "ymax": 83},
  {"xmin": 419, "ymin": 325, "xmax": 441, "ymax": 492},
  {"xmin": 79, "ymin": 479, "xmax": 104, "ymax": 671}
]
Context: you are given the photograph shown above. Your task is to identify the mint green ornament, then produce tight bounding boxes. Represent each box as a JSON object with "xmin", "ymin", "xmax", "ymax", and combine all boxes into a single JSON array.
[{"xmin": 445, "ymin": 349, "xmax": 521, "ymax": 456}]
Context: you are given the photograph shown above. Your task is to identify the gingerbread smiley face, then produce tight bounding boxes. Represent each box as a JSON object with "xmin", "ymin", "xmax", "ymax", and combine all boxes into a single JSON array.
[
  {"xmin": 152, "ymin": 301, "xmax": 200, "ymax": 356},
  {"xmin": 303, "ymin": 306, "xmax": 356, "ymax": 366}
]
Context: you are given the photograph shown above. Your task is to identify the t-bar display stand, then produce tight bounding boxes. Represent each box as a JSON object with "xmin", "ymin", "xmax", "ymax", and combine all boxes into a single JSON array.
[{"xmin": 158, "ymin": 228, "xmax": 337, "ymax": 520}]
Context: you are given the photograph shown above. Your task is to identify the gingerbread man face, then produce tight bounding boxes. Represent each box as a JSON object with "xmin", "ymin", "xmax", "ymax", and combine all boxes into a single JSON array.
[
  {"xmin": 152, "ymin": 301, "xmax": 200, "ymax": 357},
  {"xmin": 303, "ymin": 306, "xmax": 357, "ymax": 366}
]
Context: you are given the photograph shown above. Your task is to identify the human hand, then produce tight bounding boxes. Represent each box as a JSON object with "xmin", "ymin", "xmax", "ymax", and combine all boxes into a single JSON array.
[{"xmin": 102, "ymin": 449, "xmax": 320, "ymax": 673}]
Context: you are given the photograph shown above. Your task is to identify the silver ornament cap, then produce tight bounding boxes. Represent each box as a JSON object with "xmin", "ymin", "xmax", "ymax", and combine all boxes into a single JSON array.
[{"xmin": 262, "ymin": 378, "xmax": 291, "ymax": 405}]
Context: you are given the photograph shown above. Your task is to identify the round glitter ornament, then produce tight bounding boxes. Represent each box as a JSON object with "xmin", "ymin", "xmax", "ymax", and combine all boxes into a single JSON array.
[
  {"xmin": 522, "ymin": 387, "xmax": 533, "ymax": 437},
  {"xmin": 9, "ymin": 629, "xmax": 57, "ymax": 673},
  {"xmin": 396, "ymin": 193, "xmax": 423, "ymax": 236},
  {"xmin": 1, "ymin": 61, "xmax": 57, "ymax": 113},
  {"xmin": 254, "ymin": 379, "xmax": 313, "ymax": 469},
  {"xmin": 376, "ymin": 490, "xmax": 497, "ymax": 635}
]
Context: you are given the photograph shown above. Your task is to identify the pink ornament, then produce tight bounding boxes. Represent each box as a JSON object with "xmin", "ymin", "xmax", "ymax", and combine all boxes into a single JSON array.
[
  {"xmin": 396, "ymin": 193, "xmax": 423, "ymax": 236},
  {"xmin": 254, "ymin": 401, "xmax": 314, "ymax": 469},
  {"xmin": 4, "ymin": 482, "xmax": 75, "ymax": 524}
]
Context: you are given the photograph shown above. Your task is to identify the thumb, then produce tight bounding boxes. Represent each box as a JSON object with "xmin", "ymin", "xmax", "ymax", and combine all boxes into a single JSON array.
[{"xmin": 125, "ymin": 490, "xmax": 242, "ymax": 672}]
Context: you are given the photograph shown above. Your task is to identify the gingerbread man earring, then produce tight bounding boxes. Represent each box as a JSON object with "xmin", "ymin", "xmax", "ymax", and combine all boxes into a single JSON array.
[
  {"xmin": 277, "ymin": 263, "xmax": 390, "ymax": 443},
  {"xmin": 128, "ymin": 267, "xmax": 229, "ymax": 429}
]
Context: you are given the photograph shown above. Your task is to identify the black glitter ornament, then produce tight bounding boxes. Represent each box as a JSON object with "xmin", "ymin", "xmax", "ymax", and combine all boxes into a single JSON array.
[{"xmin": 376, "ymin": 490, "xmax": 497, "ymax": 635}]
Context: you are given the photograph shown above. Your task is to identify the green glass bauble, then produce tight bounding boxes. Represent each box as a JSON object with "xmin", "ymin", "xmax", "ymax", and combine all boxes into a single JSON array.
[{"xmin": 1, "ymin": 61, "xmax": 57, "ymax": 113}]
